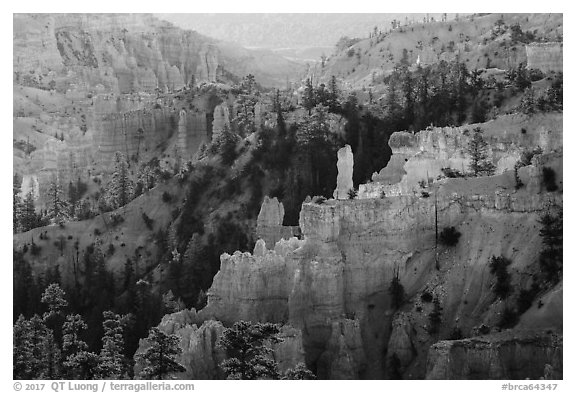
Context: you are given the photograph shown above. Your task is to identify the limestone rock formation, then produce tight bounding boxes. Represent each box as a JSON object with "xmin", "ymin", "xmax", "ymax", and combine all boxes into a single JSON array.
[
  {"xmin": 360, "ymin": 114, "xmax": 563, "ymax": 198},
  {"xmin": 526, "ymin": 42, "xmax": 563, "ymax": 73},
  {"xmin": 191, "ymin": 158, "xmax": 562, "ymax": 378},
  {"xmin": 256, "ymin": 196, "xmax": 300, "ymax": 249},
  {"xmin": 333, "ymin": 145, "xmax": 354, "ymax": 200},
  {"xmin": 426, "ymin": 331, "xmax": 563, "ymax": 379},
  {"xmin": 134, "ymin": 311, "xmax": 306, "ymax": 379},
  {"xmin": 317, "ymin": 319, "xmax": 367, "ymax": 379},
  {"xmin": 211, "ymin": 103, "xmax": 231, "ymax": 139},
  {"xmin": 134, "ymin": 318, "xmax": 226, "ymax": 380},
  {"xmin": 387, "ymin": 313, "xmax": 416, "ymax": 369}
]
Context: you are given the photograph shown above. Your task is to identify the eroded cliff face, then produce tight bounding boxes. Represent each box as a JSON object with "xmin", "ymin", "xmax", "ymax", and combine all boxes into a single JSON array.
[
  {"xmin": 133, "ymin": 310, "xmax": 306, "ymax": 379},
  {"xmin": 361, "ymin": 113, "xmax": 563, "ymax": 198},
  {"xmin": 426, "ymin": 331, "xmax": 562, "ymax": 380},
  {"xmin": 14, "ymin": 89, "xmax": 217, "ymax": 207},
  {"xmin": 14, "ymin": 14, "xmax": 302, "ymax": 94},
  {"xmin": 14, "ymin": 13, "xmax": 304, "ymax": 207},
  {"xmin": 526, "ymin": 43, "xmax": 563, "ymax": 73},
  {"xmin": 139, "ymin": 112, "xmax": 562, "ymax": 379},
  {"xmin": 256, "ymin": 196, "xmax": 300, "ymax": 249}
]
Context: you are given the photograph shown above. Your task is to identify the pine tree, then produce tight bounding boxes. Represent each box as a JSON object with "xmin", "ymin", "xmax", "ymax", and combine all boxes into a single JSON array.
[
  {"xmin": 46, "ymin": 175, "xmax": 70, "ymax": 225},
  {"xmin": 97, "ymin": 311, "xmax": 128, "ymax": 379},
  {"xmin": 467, "ymin": 127, "xmax": 495, "ymax": 176},
  {"xmin": 327, "ymin": 75, "xmax": 340, "ymax": 112},
  {"xmin": 218, "ymin": 321, "xmax": 282, "ymax": 380},
  {"xmin": 41, "ymin": 283, "xmax": 68, "ymax": 320},
  {"xmin": 41, "ymin": 328, "xmax": 62, "ymax": 379},
  {"xmin": 137, "ymin": 327, "xmax": 186, "ymax": 379},
  {"xmin": 108, "ymin": 152, "xmax": 134, "ymax": 209},
  {"xmin": 13, "ymin": 173, "xmax": 22, "ymax": 233},
  {"xmin": 62, "ymin": 314, "xmax": 98, "ymax": 379},
  {"xmin": 302, "ymin": 78, "xmax": 316, "ymax": 115},
  {"xmin": 162, "ymin": 290, "xmax": 185, "ymax": 313},
  {"xmin": 19, "ymin": 314, "xmax": 62, "ymax": 379},
  {"xmin": 214, "ymin": 124, "xmax": 240, "ymax": 165},
  {"xmin": 178, "ymin": 233, "xmax": 206, "ymax": 303},
  {"xmin": 282, "ymin": 363, "xmax": 316, "ymax": 380},
  {"xmin": 13, "ymin": 315, "xmax": 34, "ymax": 379},
  {"xmin": 539, "ymin": 210, "xmax": 563, "ymax": 283},
  {"xmin": 19, "ymin": 190, "xmax": 40, "ymax": 232}
]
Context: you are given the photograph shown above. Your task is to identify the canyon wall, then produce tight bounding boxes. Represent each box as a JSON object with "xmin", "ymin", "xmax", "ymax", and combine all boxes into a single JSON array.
[
  {"xmin": 361, "ymin": 113, "xmax": 563, "ymax": 198},
  {"xmin": 526, "ymin": 43, "xmax": 563, "ymax": 73},
  {"xmin": 151, "ymin": 112, "xmax": 562, "ymax": 379},
  {"xmin": 426, "ymin": 331, "xmax": 562, "ymax": 379},
  {"xmin": 133, "ymin": 310, "xmax": 306, "ymax": 379}
]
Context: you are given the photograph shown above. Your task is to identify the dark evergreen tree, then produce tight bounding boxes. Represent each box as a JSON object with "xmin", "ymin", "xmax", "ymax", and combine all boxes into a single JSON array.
[
  {"xmin": 62, "ymin": 314, "xmax": 98, "ymax": 379},
  {"xmin": 538, "ymin": 210, "xmax": 563, "ymax": 283},
  {"xmin": 489, "ymin": 256, "xmax": 513, "ymax": 299},
  {"xmin": 108, "ymin": 152, "xmax": 134, "ymax": 209},
  {"xmin": 46, "ymin": 175, "xmax": 70, "ymax": 225},
  {"xmin": 302, "ymin": 78, "xmax": 316, "ymax": 115},
  {"xmin": 13, "ymin": 173, "xmax": 22, "ymax": 233},
  {"xmin": 137, "ymin": 327, "xmax": 186, "ymax": 379},
  {"xmin": 282, "ymin": 363, "xmax": 316, "ymax": 380},
  {"xmin": 218, "ymin": 321, "xmax": 282, "ymax": 380},
  {"xmin": 327, "ymin": 75, "xmax": 341, "ymax": 113},
  {"xmin": 467, "ymin": 127, "xmax": 495, "ymax": 176},
  {"xmin": 13, "ymin": 315, "xmax": 34, "ymax": 379},
  {"xmin": 20, "ymin": 190, "xmax": 41, "ymax": 232},
  {"xmin": 97, "ymin": 311, "xmax": 128, "ymax": 379}
]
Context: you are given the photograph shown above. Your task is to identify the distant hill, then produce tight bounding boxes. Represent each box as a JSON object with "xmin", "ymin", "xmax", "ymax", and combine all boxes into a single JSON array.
[
  {"xmin": 157, "ymin": 13, "xmax": 456, "ymax": 52},
  {"xmin": 315, "ymin": 13, "xmax": 562, "ymax": 88}
]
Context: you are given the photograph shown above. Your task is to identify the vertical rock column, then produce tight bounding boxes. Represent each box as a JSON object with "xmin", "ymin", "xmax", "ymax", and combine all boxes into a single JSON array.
[
  {"xmin": 256, "ymin": 196, "xmax": 285, "ymax": 249},
  {"xmin": 333, "ymin": 144, "xmax": 354, "ymax": 200}
]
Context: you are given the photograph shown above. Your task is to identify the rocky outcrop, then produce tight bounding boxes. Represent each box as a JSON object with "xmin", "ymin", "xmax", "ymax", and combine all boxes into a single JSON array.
[
  {"xmin": 361, "ymin": 114, "xmax": 563, "ymax": 198},
  {"xmin": 526, "ymin": 43, "xmax": 563, "ymax": 73},
  {"xmin": 134, "ymin": 319, "xmax": 227, "ymax": 380},
  {"xmin": 211, "ymin": 103, "xmax": 231, "ymax": 139},
  {"xmin": 256, "ymin": 196, "xmax": 300, "ymax": 249},
  {"xmin": 426, "ymin": 331, "xmax": 563, "ymax": 379},
  {"xmin": 317, "ymin": 319, "xmax": 367, "ymax": 379},
  {"xmin": 14, "ymin": 13, "xmax": 303, "ymax": 95},
  {"xmin": 334, "ymin": 145, "xmax": 354, "ymax": 200},
  {"xmin": 387, "ymin": 313, "xmax": 416, "ymax": 369},
  {"xmin": 134, "ymin": 310, "xmax": 306, "ymax": 379}
]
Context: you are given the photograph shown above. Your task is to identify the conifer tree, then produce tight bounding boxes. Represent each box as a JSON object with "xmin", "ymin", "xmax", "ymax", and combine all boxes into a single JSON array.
[
  {"xmin": 13, "ymin": 173, "xmax": 22, "ymax": 233},
  {"xmin": 327, "ymin": 75, "xmax": 340, "ymax": 112},
  {"xmin": 539, "ymin": 210, "xmax": 563, "ymax": 283},
  {"xmin": 282, "ymin": 363, "xmax": 316, "ymax": 380},
  {"xmin": 467, "ymin": 127, "xmax": 495, "ymax": 176},
  {"xmin": 302, "ymin": 78, "xmax": 316, "ymax": 115},
  {"xmin": 97, "ymin": 311, "xmax": 128, "ymax": 379},
  {"xmin": 62, "ymin": 314, "xmax": 98, "ymax": 379},
  {"xmin": 137, "ymin": 327, "xmax": 186, "ymax": 379},
  {"xmin": 218, "ymin": 321, "xmax": 282, "ymax": 380},
  {"xmin": 13, "ymin": 315, "xmax": 34, "ymax": 379},
  {"xmin": 108, "ymin": 152, "xmax": 134, "ymax": 209},
  {"xmin": 46, "ymin": 175, "xmax": 70, "ymax": 225},
  {"xmin": 41, "ymin": 283, "xmax": 68, "ymax": 320},
  {"xmin": 19, "ymin": 190, "xmax": 40, "ymax": 232}
]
